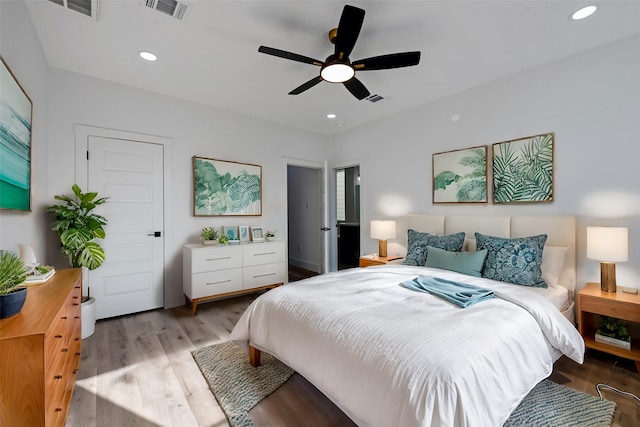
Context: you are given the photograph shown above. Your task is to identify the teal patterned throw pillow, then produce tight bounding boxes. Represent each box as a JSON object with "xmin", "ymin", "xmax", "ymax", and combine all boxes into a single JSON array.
[
  {"xmin": 404, "ymin": 230, "xmax": 465, "ymax": 266},
  {"xmin": 475, "ymin": 232, "xmax": 548, "ymax": 288}
]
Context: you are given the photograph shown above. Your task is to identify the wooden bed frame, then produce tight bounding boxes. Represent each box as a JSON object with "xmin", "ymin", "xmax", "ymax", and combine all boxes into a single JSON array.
[{"xmin": 249, "ymin": 214, "xmax": 576, "ymax": 367}]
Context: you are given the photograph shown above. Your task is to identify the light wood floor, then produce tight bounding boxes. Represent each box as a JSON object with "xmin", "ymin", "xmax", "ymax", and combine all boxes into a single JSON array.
[{"xmin": 67, "ymin": 294, "xmax": 640, "ymax": 427}]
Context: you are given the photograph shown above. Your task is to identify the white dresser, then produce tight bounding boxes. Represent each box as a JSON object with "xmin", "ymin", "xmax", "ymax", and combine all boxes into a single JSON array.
[{"xmin": 183, "ymin": 241, "xmax": 287, "ymax": 314}]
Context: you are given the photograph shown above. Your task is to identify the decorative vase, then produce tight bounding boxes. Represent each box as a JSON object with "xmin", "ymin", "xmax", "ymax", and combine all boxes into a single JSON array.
[
  {"xmin": 17, "ymin": 243, "xmax": 37, "ymax": 266},
  {"xmin": 0, "ymin": 288, "xmax": 28, "ymax": 319}
]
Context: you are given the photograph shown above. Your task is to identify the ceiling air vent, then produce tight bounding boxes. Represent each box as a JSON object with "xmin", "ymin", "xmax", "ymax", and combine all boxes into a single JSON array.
[
  {"xmin": 142, "ymin": 0, "xmax": 191, "ymax": 21},
  {"xmin": 365, "ymin": 94, "xmax": 385, "ymax": 103},
  {"xmin": 48, "ymin": 0, "xmax": 98, "ymax": 20}
]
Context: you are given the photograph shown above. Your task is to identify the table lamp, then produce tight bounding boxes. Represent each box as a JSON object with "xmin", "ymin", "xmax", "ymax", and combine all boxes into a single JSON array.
[
  {"xmin": 371, "ymin": 220, "xmax": 396, "ymax": 258},
  {"xmin": 587, "ymin": 226, "xmax": 628, "ymax": 293}
]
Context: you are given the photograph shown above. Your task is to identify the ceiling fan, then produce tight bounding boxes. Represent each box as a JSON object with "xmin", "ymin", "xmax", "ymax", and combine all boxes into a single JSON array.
[{"xmin": 258, "ymin": 4, "xmax": 421, "ymax": 100}]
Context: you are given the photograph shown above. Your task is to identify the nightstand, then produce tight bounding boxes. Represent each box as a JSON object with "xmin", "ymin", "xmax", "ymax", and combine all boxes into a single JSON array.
[
  {"xmin": 359, "ymin": 254, "xmax": 403, "ymax": 267},
  {"xmin": 577, "ymin": 282, "xmax": 640, "ymax": 372}
]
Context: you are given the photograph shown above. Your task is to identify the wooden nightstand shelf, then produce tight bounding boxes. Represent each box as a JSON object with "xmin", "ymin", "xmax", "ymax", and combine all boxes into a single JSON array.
[
  {"xmin": 359, "ymin": 254, "xmax": 403, "ymax": 267},
  {"xmin": 577, "ymin": 282, "xmax": 640, "ymax": 372}
]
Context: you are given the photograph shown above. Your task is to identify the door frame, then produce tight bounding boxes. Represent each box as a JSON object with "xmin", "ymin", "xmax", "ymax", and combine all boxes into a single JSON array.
[
  {"xmin": 74, "ymin": 124, "xmax": 174, "ymax": 307},
  {"xmin": 283, "ymin": 157, "xmax": 326, "ymax": 274},
  {"xmin": 330, "ymin": 159, "xmax": 365, "ymax": 272}
]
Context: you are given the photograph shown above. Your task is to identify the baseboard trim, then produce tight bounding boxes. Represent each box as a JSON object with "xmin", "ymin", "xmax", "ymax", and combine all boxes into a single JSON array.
[{"xmin": 288, "ymin": 258, "xmax": 320, "ymax": 273}]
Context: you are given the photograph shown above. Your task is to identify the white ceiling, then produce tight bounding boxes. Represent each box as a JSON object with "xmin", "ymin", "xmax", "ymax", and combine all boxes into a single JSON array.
[{"xmin": 24, "ymin": 0, "xmax": 640, "ymax": 135}]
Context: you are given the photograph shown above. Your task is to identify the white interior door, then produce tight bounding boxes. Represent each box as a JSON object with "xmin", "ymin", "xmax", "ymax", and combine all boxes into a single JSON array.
[{"xmin": 87, "ymin": 136, "xmax": 164, "ymax": 319}]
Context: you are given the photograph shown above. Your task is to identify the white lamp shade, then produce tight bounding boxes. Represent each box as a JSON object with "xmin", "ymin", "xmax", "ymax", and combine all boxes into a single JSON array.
[
  {"xmin": 371, "ymin": 220, "xmax": 396, "ymax": 240},
  {"xmin": 587, "ymin": 226, "xmax": 628, "ymax": 262}
]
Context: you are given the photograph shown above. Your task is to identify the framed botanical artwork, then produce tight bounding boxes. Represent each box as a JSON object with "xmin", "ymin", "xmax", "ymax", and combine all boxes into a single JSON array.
[
  {"xmin": 238, "ymin": 225, "xmax": 250, "ymax": 242},
  {"xmin": 251, "ymin": 226, "xmax": 264, "ymax": 242},
  {"xmin": 433, "ymin": 145, "xmax": 487, "ymax": 204},
  {"xmin": 192, "ymin": 156, "xmax": 262, "ymax": 216},
  {"xmin": 492, "ymin": 132, "xmax": 554, "ymax": 204},
  {"xmin": 224, "ymin": 225, "xmax": 238, "ymax": 241},
  {"xmin": 1, "ymin": 56, "xmax": 33, "ymax": 211}
]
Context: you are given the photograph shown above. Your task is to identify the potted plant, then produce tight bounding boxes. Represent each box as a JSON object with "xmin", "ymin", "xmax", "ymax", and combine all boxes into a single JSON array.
[
  {"xmin": 218, "ymin": 234, "xmax": 229, "ymax": 245},
  {"xmin": 265, "ymin": 230, "xmax": 276, "ymax": 242},
  {"xmin": 47, "ymin": 184, "xmax": 108, "ymax": 339},
  {"xmin": 201, "ymin": 227, "xmax": 219, "ymax": 245},
  {"xmin": 595, "ymin": 315, "xmax": 631, "ymax": 350},
  {"xmin": 0, "ymin": 251, "xmax": 28, "ymax": 319}
]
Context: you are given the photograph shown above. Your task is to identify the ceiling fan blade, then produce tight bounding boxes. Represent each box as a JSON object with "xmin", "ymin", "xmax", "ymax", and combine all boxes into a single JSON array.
[
  {"xmin": 289, "ymin": 76, "xmax": 324, "ymax": 95},
  {"xmin": 343, "ymin": 77, "xmax": 370, "ymax": 100},
  {"xmin": 258, "ymin": 46, "xmax": 323, "ymax": 66},
  {"xmin": 334, "ymin": 5, "xmax": 365, "ymax": 61},
  {"xmin": 353, "ymin": 52, "xmax": 421, "ymax": 70}
]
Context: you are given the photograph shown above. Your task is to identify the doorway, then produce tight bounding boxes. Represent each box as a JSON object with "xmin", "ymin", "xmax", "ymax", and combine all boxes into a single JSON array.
[
  {"xmin": 336, "ymin": 166, "xmax": 360, "ymax": 270},
  {"xmin": 286, "ymin": 164, "xmax": 323, "ymax": 282}
]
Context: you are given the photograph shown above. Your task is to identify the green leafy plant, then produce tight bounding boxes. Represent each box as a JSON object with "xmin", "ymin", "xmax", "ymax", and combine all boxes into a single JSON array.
[
  {"xmin": 597, "ymin": 315, "xmax": 631, "ymax": 342},
  {"xmin": 0, "ymin": 251, "xmax": 28, "ymax": 295},
  {"xmin": 47, "ymin": 184, "xmax": 109, "ymax": 270},
  {"xmin": 218, "ymin": 234, "xmax": 229, "ymax": 245},
  {"xmin": 200, "ymin": 226, "xmax": 219, "ymax": 241},
  {"xmin": 434, "ymin": 148, "xmax": 486, "ymax": 202}
]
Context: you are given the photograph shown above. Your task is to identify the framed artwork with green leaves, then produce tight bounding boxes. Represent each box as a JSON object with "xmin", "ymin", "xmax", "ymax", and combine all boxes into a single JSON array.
[
  {"xmin": 492, "ymin": 132, "xmax": 554, "ymax": 204},
  {"xmin": 192, "ymin": 156, "xmax": 262, "ymax": 216},
  {"xmin": 433, "ymin": 145, "xmax": 487, "ymax": 204}
]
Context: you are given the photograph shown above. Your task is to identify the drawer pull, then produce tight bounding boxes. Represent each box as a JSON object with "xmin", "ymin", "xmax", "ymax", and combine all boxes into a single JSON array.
[
  {"xmin": 75, "ymin": 337, "xmax": 81, "ymax": 341},
  {"xmin": 254, "ymin": 272, "xmax": 276, "ymax": 278},
  {"xmin": 207, "ymin": 256, "xmax": 231, "ymax": 261},
  {"xmin": 55, "ymin": 408, "xmax": 63, "ymax": 412},
  {"xmin": 54, "ymin": 375, "xmax": 63, "ymax": 380},
  {"xmin": 62, "ymin": 348, "xmax": 69, "ymax": 353},
  {"xmin": 75, "ymin": 352, "xmax": 81, "ymax": 356},
  {"xmin": 73, "ymin": 369, "xmax": 79, "ymax": 374},
  {"xmin": 75, "ymin": 316, "xmax": 80, "ymax": 319},
  {"xmin": 254, "ymin": 252, "xmax": 276, "ymax": 256},
  {"xmin": 72, "ymin": 303, "xmax": 79, "ymax": 306},
  {"xmin": 61, "ymin": 316, "xmax": 68, "ymax": 320},
  {"xmin": 55, "ymin": 334, "xmax": 63, "ymax": 339},
  {"xmin": 73, "ymin": 296, "xmax": 79, "ymax": 299},
  {"xmin": 206, "ymin": 279, "xmax": 231, "ymax": 286}
]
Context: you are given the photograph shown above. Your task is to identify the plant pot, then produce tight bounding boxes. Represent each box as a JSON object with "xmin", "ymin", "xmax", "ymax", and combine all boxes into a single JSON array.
[
  {"xmin": 202, "ymin": 240, "xmax": 218, "ymax": 246},
  {"xmin": 0, "ymin": 288, "xmax": 28, "ymax": 319},
  {"xmin": 595, "ymin": 333, "xmax": 631, "ymax": 351},
  {"xmin": 81, "ymin": 296, "xmax": 96, "ymax": 339}
]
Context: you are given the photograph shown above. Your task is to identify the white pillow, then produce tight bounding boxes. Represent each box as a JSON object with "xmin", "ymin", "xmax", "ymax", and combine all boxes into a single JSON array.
[
  {"xmin": 541, "ymin": 246, "xmax": 568, "ymax": 287},
  {"xmin": 463, "ymin": 238, "xmax": 477, "ymax": 252}
]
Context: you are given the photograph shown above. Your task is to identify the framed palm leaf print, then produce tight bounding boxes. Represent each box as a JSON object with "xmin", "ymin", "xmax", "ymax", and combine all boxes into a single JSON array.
[
  {"xmin": 193, "ymin": 156, "xmax": 262, "ymax": 216},
  {"xmin": 492, "ymin": 133, "xmax": 554, "ymax": 204},
  {"xmin": 433, "ymin": 145, "xmax": 487, "ymax": 204}
]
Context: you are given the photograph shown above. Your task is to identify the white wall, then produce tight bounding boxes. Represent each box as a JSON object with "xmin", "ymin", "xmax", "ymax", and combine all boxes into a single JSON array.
[
  {"xmin": 0, "ymin": 0, "xmax": 50, "ymax": 262},
  {"xmin": 44, "ymin": 69, "xmax": 328, "ymax": 307},
  {"xmin": 328, "ymin": 34, "xmax": 640, "ymax": 291}
]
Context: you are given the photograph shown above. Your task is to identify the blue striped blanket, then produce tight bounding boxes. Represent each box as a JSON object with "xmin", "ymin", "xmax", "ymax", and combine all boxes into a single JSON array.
[{"xmin": 400, "ymin": 276, "xmax": 494, "ymax": 308}]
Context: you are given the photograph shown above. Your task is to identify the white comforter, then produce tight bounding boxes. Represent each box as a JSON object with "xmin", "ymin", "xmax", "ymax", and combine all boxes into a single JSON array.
[{"xmin": 231, "ymin": 265, "xmax": 585, "ymax": 427}]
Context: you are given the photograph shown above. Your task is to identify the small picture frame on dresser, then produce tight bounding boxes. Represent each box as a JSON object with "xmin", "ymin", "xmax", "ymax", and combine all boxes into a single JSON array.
[
  {"xmin": 251, "ymin": 227, "xmax": 264, "ymax": 242},
  {"xmin": 238, "ymin": 225, "xmax": 250, "ymax": 242}
]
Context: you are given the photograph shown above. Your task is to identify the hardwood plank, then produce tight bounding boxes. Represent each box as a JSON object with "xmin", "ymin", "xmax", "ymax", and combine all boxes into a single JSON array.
[{"xmin": 67, "ymin": 297, "xmax": 640, "ymax": 427}]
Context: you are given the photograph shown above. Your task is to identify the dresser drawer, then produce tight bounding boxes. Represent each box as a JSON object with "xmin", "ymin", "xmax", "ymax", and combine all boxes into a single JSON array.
[
  {"xmin": 243, "ymin": 241, "xmax": 285, "ymax": 267},
  {"xmin": 190, "ymin": 268, "xmax": 243, "ymax": 298},
  {"xmin": 190, "ymin": 246, "xmax": 242, "ymax": 273},
  {"xmin": 243, "ymin": 262, "xmax": 286, "ymax": 289},
  {"xmin": 581, "ymin": 295, "xmax": 640, "ymax": 322}
]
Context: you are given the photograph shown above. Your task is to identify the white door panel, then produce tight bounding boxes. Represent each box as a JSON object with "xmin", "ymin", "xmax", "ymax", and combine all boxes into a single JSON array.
[{"xmin": 88, "ymin": 136, "xmax": 164, "ymax": 319}]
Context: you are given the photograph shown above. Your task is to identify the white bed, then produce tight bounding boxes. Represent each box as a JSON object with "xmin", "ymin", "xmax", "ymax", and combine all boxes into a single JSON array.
[{"xmin": 230, "ymin": 215, "xmax": 584, "ymax": 427}]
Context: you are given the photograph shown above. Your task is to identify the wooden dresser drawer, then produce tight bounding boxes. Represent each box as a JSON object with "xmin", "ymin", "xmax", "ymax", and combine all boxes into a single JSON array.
[
  {"xmin": 243, "ymin": 241, "xmax": 285, "ymax": 266},
  {"xmin": 243, "ymin": 262, "xmax": 286, "ymax": 289},
  {"xmin": 190, "ymin": 268, "xmax": 243, "ymax": 298},
  {"xmin": 190, "ymin": 245, "xmax": 242, "ymax": 273},
  {"xmin": 581, "ymin": 295, "xmax": 640, "ymax": 322}
]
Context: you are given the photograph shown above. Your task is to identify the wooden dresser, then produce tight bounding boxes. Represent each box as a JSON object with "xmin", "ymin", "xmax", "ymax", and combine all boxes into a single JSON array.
[{"xmin": 0, "ymin": 268, "xmax": 82, "ymax": 426}]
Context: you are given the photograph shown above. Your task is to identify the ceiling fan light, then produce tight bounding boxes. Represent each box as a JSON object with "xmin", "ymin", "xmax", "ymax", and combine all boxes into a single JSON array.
[{"xmin": 321, "ymin": 63, "xmax": 355, "ymax": 83}]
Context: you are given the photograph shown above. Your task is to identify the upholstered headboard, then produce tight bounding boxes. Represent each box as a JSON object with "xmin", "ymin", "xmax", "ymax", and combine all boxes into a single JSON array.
[{"xmin": 406, "ymin": 214, "xmax": 577, "ymax": 297}]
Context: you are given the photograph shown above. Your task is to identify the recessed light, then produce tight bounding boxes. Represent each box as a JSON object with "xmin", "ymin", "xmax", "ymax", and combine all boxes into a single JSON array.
[
  {"xmin": 571, "ymin": 5, "xmax": 597, "ymax": 20},
  {"xmin": 451, "ymin": 114, "xmax": 461, "ymax": 122},
  {"xmin": 139, "ymin": 51, "xmax": 158, "ymax": 61},
  {"xmin": 327, "ymin": 113, "xmax": 337, "ymax": 119}
]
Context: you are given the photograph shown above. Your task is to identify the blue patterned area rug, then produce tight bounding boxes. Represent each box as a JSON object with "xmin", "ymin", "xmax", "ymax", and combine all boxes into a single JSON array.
[{"xmin": 192, "ymin": 341, "xmax": 616, "ymax": 427}]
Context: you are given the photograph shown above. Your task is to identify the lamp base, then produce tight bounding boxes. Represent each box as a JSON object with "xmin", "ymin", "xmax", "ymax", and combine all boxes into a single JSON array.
[
  {"xmin": 378, "ymin": 240, "xmax": 388, "ymax": 258},
  {"xmin": 600, "ymin": 262, "xmax": 617, "ymax": 293}
]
